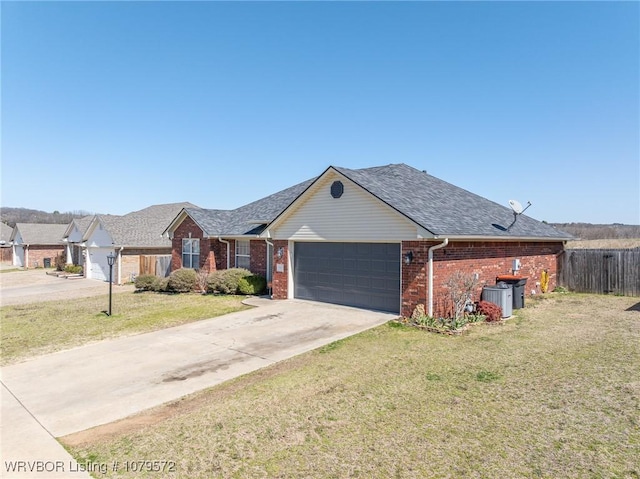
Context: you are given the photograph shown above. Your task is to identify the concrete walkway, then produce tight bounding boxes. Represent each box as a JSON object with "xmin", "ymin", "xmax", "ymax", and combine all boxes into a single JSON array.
[{"xmin": 1, "ymin": 298, "xmax": 396, "ymax": 478}]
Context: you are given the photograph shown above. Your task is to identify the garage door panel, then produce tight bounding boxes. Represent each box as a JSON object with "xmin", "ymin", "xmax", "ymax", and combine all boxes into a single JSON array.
[{"xmin": 294, "ymin": 242, "xmax": 400, "ymax": 313}]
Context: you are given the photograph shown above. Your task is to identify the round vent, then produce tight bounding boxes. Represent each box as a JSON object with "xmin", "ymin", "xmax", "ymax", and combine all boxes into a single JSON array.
[{"xmin": 330, "ymin": 181, "xmax": 344, "ymax": 198}]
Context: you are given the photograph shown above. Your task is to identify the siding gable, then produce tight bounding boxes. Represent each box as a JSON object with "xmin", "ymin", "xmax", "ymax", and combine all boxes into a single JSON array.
[{"xmin": 269, "ymin": 172, "xmax": 419, "ymax": 241}]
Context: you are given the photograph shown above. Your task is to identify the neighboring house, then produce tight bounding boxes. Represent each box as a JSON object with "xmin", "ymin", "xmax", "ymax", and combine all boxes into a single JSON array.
[
  {"xmin": 164, "ymin": 164, "xmax": 572, "ymax": 317},
  {"xmin": 1, "ymin": 223, "xmax": 14, "ymax": 264},
  {"xmin": 82, "ymin": 203, "xmax": 197, "ymax": 284},
  {"xmin": 62, "ymin": 216, "xmax": 94, "ymax": 267},
  {"xmin": 10, "ymin": 223, "xmax": 67, "ymax": 269}
]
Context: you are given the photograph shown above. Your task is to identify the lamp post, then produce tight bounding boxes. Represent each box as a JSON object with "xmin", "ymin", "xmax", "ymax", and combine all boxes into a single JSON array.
[{"xmin": 107, "ymin": 252, "xmax": 116, "ymax": 316}]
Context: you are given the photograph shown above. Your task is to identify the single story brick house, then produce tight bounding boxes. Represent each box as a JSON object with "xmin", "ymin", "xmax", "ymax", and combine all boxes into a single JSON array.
[
  {"xmin": 164, "ymin": 164, "xmax": 572, "ymax": 317},
  {"xmin": 10, "ymin": 223, "xmax": 67, "ymax": 269},
  {"xmin": 81, "ymin": 203, "xmax": 197, "ymax": 284},
  {"xmin": 1, "ymin": 223, "xmax": 13, "ymax": 264}
]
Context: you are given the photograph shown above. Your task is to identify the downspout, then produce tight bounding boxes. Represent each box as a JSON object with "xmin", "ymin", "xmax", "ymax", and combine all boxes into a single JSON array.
[
  {"xmin": 218, "ymin": 237, "xmax": 230, "ymax": 269},
  {"xmin": 265, "ymin": 235, "xmax": 274, "ymax": 295},
  {"xmin": 25, "ymin": 244, "xmax": 29, "ymax": 269},
  {"xmin": 428, "ymin": 238, "xmax": 449, "ymax": 317}
]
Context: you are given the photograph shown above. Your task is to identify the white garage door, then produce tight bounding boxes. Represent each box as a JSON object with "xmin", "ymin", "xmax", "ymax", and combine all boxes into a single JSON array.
[
  {"xmin": 89, "ymin": 248, "xmax": 114, "ymax": 282},
  {"xmin": 14, "ymin": 246, "xmax": 25, "ymax": 268}
]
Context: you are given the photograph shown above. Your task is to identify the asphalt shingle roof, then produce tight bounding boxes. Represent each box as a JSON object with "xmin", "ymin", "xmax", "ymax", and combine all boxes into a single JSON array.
[
  {"xmin": 184, "ymin": 179, "xmax": 315, "ymax": 236},
  {"xmin": 98, "ymin": 203, "xmax": 198, "ymax": 247},
  {"xmin": 1, "ymin": 223, "xmax": 13, "ymax": 244},
  {"xmin": 11, "ymin": 223, "xmax": 68, "ymax": 245},
  {"xmin": 333, "ymin": 163, "xmax": 571, "ymax": 239},
  {"xmin": 175, "ymin": 163, "xmax": 570, "ymax": 240}
]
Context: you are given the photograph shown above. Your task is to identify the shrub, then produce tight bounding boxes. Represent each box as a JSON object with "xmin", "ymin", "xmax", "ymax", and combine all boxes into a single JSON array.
[
  {"xmin": 207, "ymin": 268, "xmax": 251, "ymax": 294},
  {"xmin": 237, "ymin": 275, "xmax": 267, "ymax": 295},
  {"xmin": 196, "ymin": 268, "xmax": 210, "ymax": 293},
  {"xmin": 466, "ymin": 313, "xmax": 487, "ymax": 323},
  {"xmin": 152, "ymin": 277, "xmax": 169, "ymax": 292},
  {"xmin": 167, "ymin": 268, "xmax": 197, "ymax": 293},
  {"xmin": 55, "ymin": 254, "xmax": 66, "ymax": 271},
  {"xmin": 476, "ymin": 301, "xmax": 503, "ymax": 322},
  {"xmin": 64, "ymin": 264, "xmax": 83, "ymax": 274},
  {"xmin": 135, "ymin": 274, "xmax": 157, "ymax": 291}
]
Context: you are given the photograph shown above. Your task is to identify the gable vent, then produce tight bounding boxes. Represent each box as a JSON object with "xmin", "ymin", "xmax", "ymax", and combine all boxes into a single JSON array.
[{"xmin": 330, "ymin": 181, "xmax": 344, "ymax": 199}]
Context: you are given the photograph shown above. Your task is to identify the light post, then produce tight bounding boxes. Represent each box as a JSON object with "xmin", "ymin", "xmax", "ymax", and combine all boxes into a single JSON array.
[{"xmin": 107, "ymin": 252, "xmax": 116, "ymax": 316}]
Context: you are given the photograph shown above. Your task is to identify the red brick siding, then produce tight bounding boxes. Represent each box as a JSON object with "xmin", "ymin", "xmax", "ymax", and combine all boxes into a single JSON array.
[
  {"xmin": 171, "ymin": 217, "xmax": 212, "ymax": 271},
  {"xmin": 25, "ymin": 245, "xmax": 65, "ymax": 269},
  {"xmin": 250, "ymin": 241, "xmax": 268, "ymax": 277},
  {"xmin": 271, "ymin": 240, "xmax": 289, "ymax": 299},
  {"xmin": 401, "ymin": 240, "xmax": 564, "ymax": 318},
  {"xmin": 170, "ymin": 217, "xmax": 269, "ymax": 278},
  {"xmin": 0, "ymin": 247, "xmax": 12, "ymax": 264}
]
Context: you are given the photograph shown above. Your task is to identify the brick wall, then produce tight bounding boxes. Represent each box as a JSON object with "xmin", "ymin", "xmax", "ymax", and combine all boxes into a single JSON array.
[
  {"xmin": 0, "ymin": 247, "xmax": 12, "ymax": 264},
  {"xmin": 25, "ymin": 245, "xmax": 65, "ymax": 269},
  {"xmin": 250, "ymin": 240, "xmax": 268, "ymax": 277},
  {"xmin": 171, "ymin": 217, "xmax": 210, "ymax": 271},
  {"xmin": 271, "ymin": 240, "xmax": 289, "ymax": 299},
  {"xmin": 170, "ymin": 216, "xmax": 268, "ymax": 277},
  {"xmin": 401, "ymin": 240, "xmax": 564, "ymax": 318},
  {"xmin": 119, "ymin": 253, "xmax": 139, "ymax": 284}
]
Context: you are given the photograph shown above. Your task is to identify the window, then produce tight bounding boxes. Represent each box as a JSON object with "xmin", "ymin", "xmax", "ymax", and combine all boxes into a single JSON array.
[
  {"xmin": 235, "ymin": 240, "xmax": 250, "ymax": 270},
  {"xmin": 182, "ymin": 238, "xmax": 200, "ymax": 269}
]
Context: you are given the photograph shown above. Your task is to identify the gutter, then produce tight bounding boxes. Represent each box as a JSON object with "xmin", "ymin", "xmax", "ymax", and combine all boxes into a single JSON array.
[
  {"xmin": 428, "ymin": 238, "xmax": 448, "ymax": 317},
  {"xmin": 218, "ymin": 237, "xmax": 230, "ymax": 269},
  {"xmin": 264, "ymin": 235, "xmax": 274, "ymax": 294}
]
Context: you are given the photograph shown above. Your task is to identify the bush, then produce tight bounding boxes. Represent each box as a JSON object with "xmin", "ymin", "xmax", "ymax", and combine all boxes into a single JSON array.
[
  {"xmin": 135, "ymin": 274, "xmax": 157, "ymax": 291},
  {"xmin": 238, "ymin": 275, "xmax": 267, "ymax": 295},
  {"xmin": 64, "ymin": 264, "xmax": 83, "ymax": 274},
  {"xmin": 207, "ymin": 268, "xmax": 251, "ymax": 294},
  {"xmin": 152, "ymin": 277, "xmax": 170, "ymax": 292},
  {"xmin": 167, "ymin": 268, "xmax": 197, "ymax": 293},
  {"xmin": 476, "ymin": 301, "xmax": 503, "ymax": 322},
  {"xmin": 55, "ymin": 254, "xmax": 66, "ymax": 271}
]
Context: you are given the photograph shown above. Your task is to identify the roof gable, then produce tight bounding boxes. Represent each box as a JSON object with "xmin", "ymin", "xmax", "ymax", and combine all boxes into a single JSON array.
[
  {"xmin": 10, "ymin": 223, "xmax": 68, "ymax": 245},
  {"xmin": 332, "ymin": 164, "xmax": 571, "ymax": 240}
]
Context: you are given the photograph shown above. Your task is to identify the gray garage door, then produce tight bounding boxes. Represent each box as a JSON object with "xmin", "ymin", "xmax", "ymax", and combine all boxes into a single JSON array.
[{"xmin": 294, "ymin": 242, "xmax": 400, "ymax": 313}]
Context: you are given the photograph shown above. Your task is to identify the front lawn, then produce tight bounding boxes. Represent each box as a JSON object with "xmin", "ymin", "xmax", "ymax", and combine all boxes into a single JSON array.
[
  {"xmin": 0, "ymin": 293, "xmax": 249, "ymax": 365},
  {"xmin": 65, "ymin": 293, "xmax": 640, "ymax": 478}
]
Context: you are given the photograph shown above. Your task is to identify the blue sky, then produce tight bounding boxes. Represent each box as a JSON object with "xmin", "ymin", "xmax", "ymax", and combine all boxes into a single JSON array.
[{"xmin": 1, "ymin": 1, "xmax": 638, "ymax": 224}]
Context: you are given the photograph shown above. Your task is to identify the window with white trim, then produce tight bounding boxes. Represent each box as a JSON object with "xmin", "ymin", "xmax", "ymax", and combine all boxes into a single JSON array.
[
  {"xmin": 235, "ymin": 240, "xmax": 250, "ymax": 270},
  {"xmin": 182, "ymin": 238, "xmax": 200, "ymax": 269}
]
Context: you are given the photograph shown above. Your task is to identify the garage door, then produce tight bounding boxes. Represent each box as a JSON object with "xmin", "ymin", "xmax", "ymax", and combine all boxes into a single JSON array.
[
  {"xmin": 89, "ymin": 248, "xmax": 113, "ymax": 282},
  {"xmin": 14, "ymin": 246, "xmax": 25, "ymax": 268},
  {"xmin": 294, "ymin": 242, "xmax": 400, "ymax": 313}
]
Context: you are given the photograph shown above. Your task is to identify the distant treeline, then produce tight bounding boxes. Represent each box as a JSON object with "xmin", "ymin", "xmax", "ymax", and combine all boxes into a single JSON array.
[
  {"xmin": 0, "ymin": 207, "xmax": 94, "ymax": 228},
  {"xmin": 552, "ymin": 223, "xmax": 640, "ymax": 240}
]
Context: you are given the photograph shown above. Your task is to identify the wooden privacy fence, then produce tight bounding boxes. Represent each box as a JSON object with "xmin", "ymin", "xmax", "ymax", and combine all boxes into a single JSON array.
[
  {"xmin": 139, "ymin": 255, "xmax": 172, "ymax": 278},
  {"xmin": 558, "ymin": 249, "xmax": 640, "ymax": 296}
]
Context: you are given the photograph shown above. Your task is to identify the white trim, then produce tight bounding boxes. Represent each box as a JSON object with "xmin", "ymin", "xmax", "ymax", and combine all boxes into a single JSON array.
[{"xmin": 287, "ymin": 240, "xmax": 294, "ymax": 299}]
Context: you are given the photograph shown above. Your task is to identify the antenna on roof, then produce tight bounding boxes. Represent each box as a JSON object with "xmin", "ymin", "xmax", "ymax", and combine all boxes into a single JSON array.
[{"xmin": 507, "ymin": 199, "xmax": 532, "ymax": 230}]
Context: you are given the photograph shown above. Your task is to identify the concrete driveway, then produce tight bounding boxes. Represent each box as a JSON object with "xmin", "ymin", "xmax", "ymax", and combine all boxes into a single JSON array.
[
  {"xmin": 0, "ymin": 269, "xmax": 134, "ymax": 306},
  {"xmin": 1, "ymin": 298, "xmax": 396, "ymax": 477}
]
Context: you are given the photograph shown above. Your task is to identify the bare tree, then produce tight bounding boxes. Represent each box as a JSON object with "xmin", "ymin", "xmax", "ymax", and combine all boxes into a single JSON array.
[{"xmin": 446, "ymin": 271, "xmax": 479, "ymax": 320}]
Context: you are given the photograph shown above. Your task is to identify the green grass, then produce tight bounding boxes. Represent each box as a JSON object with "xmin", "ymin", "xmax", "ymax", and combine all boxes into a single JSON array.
[
  {"xmin": 0, "ymin": 268, "xmax": 23, "ymax": 274},
  {"xmin": 0, "ymin": 292, "xmax": 249, "ymax": 365},
  {"xmin": 65, "ymin": 293, "xmax": 640, "ymax": 478}
]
